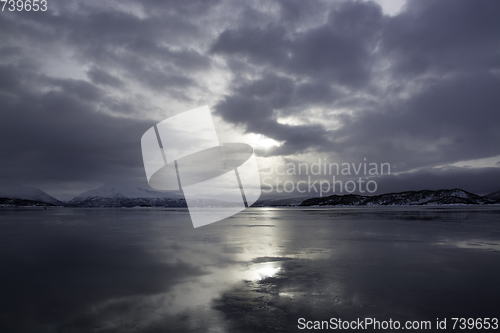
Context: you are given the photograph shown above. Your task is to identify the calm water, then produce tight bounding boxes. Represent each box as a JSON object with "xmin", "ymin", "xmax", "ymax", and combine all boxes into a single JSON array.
[{"xmin": 1, "ymin": 207, "xmax": 499, "ymax": 332}]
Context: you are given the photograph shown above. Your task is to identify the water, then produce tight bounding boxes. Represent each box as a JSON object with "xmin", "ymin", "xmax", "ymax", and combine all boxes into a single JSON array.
[{"xmin": 1, "ymin": 207, "xmax": 499, "ymax": 332}]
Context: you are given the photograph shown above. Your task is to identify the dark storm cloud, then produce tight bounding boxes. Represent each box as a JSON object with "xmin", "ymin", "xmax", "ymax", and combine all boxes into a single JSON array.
[
  {"xmin": 0, "ymin": 0, "xmax": 220, "ymax": 196},
  {"xmin": 328, "ymin": 71, "xmax": 500, "ymax": 171},
  {"xmin": 1, "ymin": 0, "xmax": 499, "ymax": 196},
  {"xmin": 212, "ymin": 1, "xmax": 383, "ymax": 87},
  {"xmin": 86, "ymin": 66, "xmax": 124, "ymax": 88},
  {"xmin": 213, "ymin": 0, "xmax": 500, "ymax": 172},
  {"xmin": 0, "ymin": 63, "xmax": 151, "ymax": 186},
  {"xmin": 212, "ymin": 25, "xmax": 291, "ymax": 67},
  {"xmin": 288, "ymin": 1, "xmax": 382, "ymax": 86},
  {"xmin": 383, "ymin": 0, "xmax": 500, "ymax": 77},
  {"xmin": 211, "ymin": 0, "xmax": 385, "ymax": 156},
  {"xmin": 215, "ymin": 73, "xmax": 333, "ymax": 155},
  {"xmin": 2, "ymin": 1, "xmax": 212, "ymax": 95},
  {"xmin": 373, "ymin": 167, "xmax": 500, "ymax": 196}
]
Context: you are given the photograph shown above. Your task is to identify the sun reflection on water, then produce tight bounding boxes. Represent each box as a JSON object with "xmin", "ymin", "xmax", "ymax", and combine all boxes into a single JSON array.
[{"xmin": 243, "ymin": 262, "xmax": 282, "ymax": 281}]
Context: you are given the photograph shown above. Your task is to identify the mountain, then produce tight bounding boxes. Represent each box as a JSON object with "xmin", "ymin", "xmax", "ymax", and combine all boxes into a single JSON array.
[
  {"xmin": 67, "ymin": 184, "xmax": 186, "ymax": 207},
  {"xmin": 299, "ymin": 189, "xmax": 498, "ymax": 207},
  {"xmin": 0, "ymin": 184, "xmax": 63, "ymax": 206},
  {"xmin": 252, "ymin": 196, "xmax": 313, "ymax": 207},
  {"xmin": 485, "ymin": 190, "xmax": 500, "ymax": 203},
  {"xmin": 2, "ymin": 184, "xmax": 498, "ymax": 208}
]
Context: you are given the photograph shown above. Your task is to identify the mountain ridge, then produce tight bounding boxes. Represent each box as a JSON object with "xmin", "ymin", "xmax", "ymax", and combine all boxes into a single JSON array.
[
  {"xmin": 67, "ymin": 184, "xmax": 186, "ymax": 207},
  {"xmin": 1, "ymin": 184, "xmax": 499, "ymax": 207},
  {"xmin": 0, "ymin": 184, "xmax": 63, "ymax": 206},
  {"xmin": 296, "ymin": 189, "xmax": 499, "ymax": 207}
]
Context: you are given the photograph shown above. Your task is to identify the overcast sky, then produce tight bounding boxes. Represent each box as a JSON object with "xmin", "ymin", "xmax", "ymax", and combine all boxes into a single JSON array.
[{"xmin": 1, "ymin": 0, "xmax": 499, "ymax": 200}]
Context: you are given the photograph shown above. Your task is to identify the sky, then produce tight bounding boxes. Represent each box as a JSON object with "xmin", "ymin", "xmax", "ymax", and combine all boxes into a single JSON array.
[{"xmin": 1, "ymin": 0, "xmax": 499, "ymax": 201}]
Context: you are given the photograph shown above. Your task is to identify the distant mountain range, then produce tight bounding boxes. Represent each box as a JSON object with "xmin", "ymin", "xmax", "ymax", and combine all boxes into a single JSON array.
[
  {"xmin": 0, "ymin": 184, "xmax": 185, "ymax": 208},
  {"xmin": 0, "ymin": 184, "xmax": 499, "ymax": 208},
  {"xmin": 66, "ymin": 184, "xmax": 186, "ymax": 208},
  {"xmin": 252, "ymin": 196, "xmax": 313, "ymax": 207},
  {"xmin": 65, "ymin": 184, "xmax": 244, "ymax": 208},
  {"xmin": 0, "ymin": 184, "xmax": 64, "ymax": 206},
  {"xmin": 485, "ymin": 190, "xmax": 500, "ymax": 201},
  {"xmin": 296, "ymin": 189, "xmax": 500, "ymax": 207}
]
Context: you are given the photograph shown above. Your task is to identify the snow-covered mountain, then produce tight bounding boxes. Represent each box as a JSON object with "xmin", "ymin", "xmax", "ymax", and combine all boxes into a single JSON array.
[
  {"xmin": 2, "ymin": 184, "xmax": 498, "ymax": 208},
  {"xmin": 68, "ymin": 184, "xmax": 186, "ymax": 207},
  {"xmin": 0, "ymin": 184, "xmax": 63, "ymax": 206},
  {"xmin": 299, "ymin": 189, "xmax": 498, "ymax": 206}
]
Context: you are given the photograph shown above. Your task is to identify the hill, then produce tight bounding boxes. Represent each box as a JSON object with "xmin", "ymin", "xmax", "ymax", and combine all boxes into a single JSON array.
[
  {"xmin": 0, "ymin": 184, "xmax": 63, "ymax": 206},
  {"xmin": 299, "ymin": 189, "xmax": 498, "ymax": 207}
]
